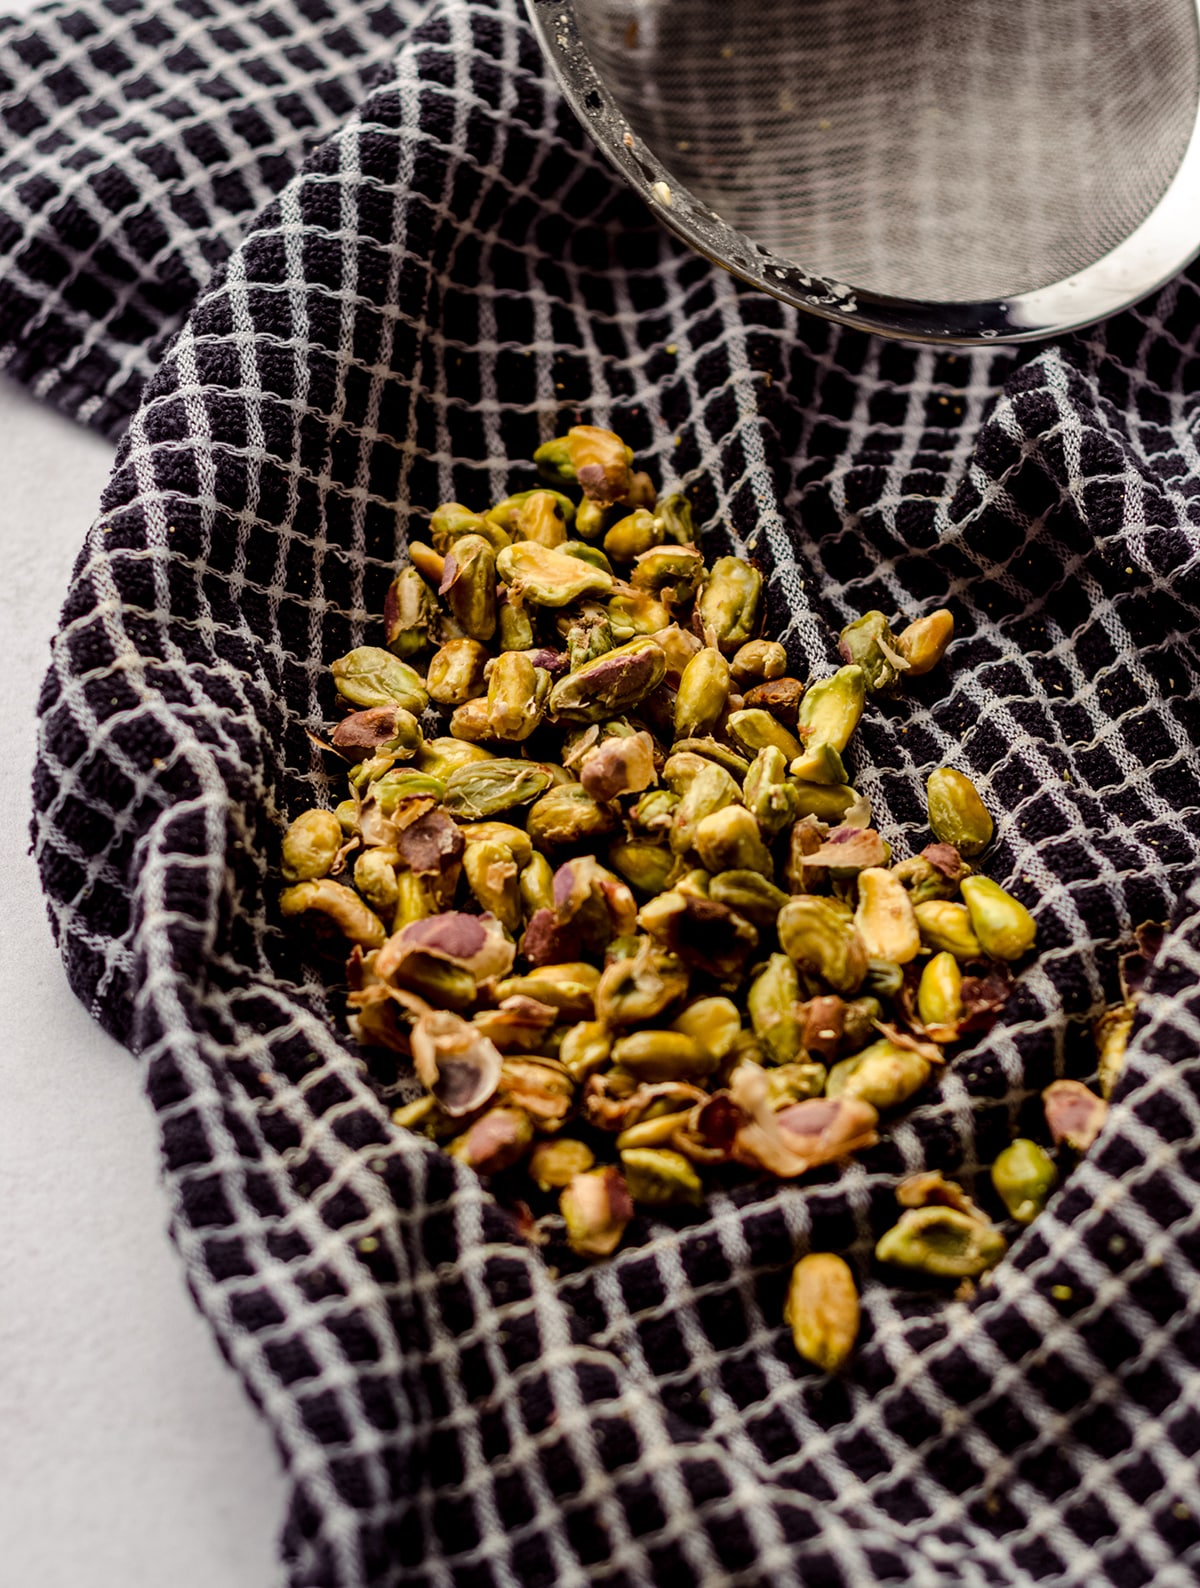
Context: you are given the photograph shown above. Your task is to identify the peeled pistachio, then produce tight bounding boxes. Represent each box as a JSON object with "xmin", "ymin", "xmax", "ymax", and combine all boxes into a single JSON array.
[
  {"xmin": 594, "ymin": 944, "xmax": 689, "ymax": 1027},
  {"xmin": 675, "ymin": 646, "xmax": 731, "ymax": 739},
  {"xmin": 579, "ymin": 730, "xmax": 656, "ymax": 803},
  {"xmin": 913, "ymin": 900, "xmax": 984, "ymax": 959},
  {"xmin": 332, "ymin": 647, "xmax": 429, "ymax": 714},
  {"xmin": 777, "ymin": 896, "xmax": 868, "ymax": 995},
  {"xmin": 896, "ymin": 609, "xmax": 954, "ymax": 676},
  {"xmin": 560, "ymin": 1166, "xmax": 634, "ymax": 1257},
  {"xmin": 709, "ymin": 869, "xmax": 790, "ymax": 929},
  {"xmin": 497, "ymin": 591, "xmax": 536, "ymax": 651},
  {"xmin": 992, "ymin": 1139, "xmax": 1058, "ymax": 1224},
  {"xmin": 1096, "ymin": 1000, "xmax": 1136, "ymax": 1101},
  {"xmin": 854, "ymin": 867, "xmax": 922, "ymax": 964},
  {"xmin": 766, "ymin": 1061, "xmax": 828, "ymax": 1106},
  {"xmin": 742, "ymin": 746, "xmax": 802, "ymax": 838},
  {"xmin": 529, "ymin": 1138, "xmax": 595, "ymax": 1191},
  {"xmin": 794, "ymin": 665, "xmax": 866, "ymax": 753},
  {"xmin": 607, "ymin": 838, "xmax": 676, "ymax": 896},
  {"xmin": 667, "ymin": 758, "xmax": 742, "ymax": 856},
  {"xmin": 418, "ymin": 737, "xmax": 494, "ymax": 779},
  {"xmin": 406, "ymin": 540, "xmax": 444, "ymax": 586},
  {"xmin": 518, "ymin": 851, "xmax": 556, "ymax": 919},
  {"xmin": 394, "ymin": 870, "xmax": 435, "ymax": 929},
  {"xmin": 607, "ymin": 590, "xmax": 675, "ymax": 639},
  {"xmin": 383, "ymin": 566, "xmax": 437, "ymax": 657},
  {"xmin": 670, "ymin": 996, "xmax": 742, "ymax": 1060},
  {"xmin": 442, "ymin": 759, "xmax": 553, "ymax": 819},
  {"xmin": 335, "ymin": 798, "xmax": 360, "ymax": 836},
  {"xmin": 917, "ymin": 952, "xmax": 964, "ymax": 1037},
  {"xmin": 493, "ymin": 963, "xmax": 601, "ymax": 1019},
  {"xmin": 698, "ymin": 556, "xmax": 762, "ymax": 652},
  {"xmin": 788, "ymin": 741, "xmax": 849, "ymax": 786},
  {"xmin": 603, "ymin": 507, "xmax": 663, "ymax": 562},
  {"xmin": 838, "ymin": 610, "xmax": 908, "ymax": 693},
  {"xmin": 549, "ymin": 637, "xmax": 667, "ymax": 723},
  {"xmin": 927, "ymin": 768, "xmax": 994, "ymax": 856},
  {"xmin": 785, "ymin": 1253, "xmax": 859, "ymax": 1372},
  {"xmin": 495, "ymin": 488, "xmax": 572, "ymax": 547},
  {"xmin": 693, "ymin": 806, "xmax": 774, "ymax": 876},
  {"xmin": 748, "ymin": 953, "xmax": 803, "ymax": 1064},
  {"xmin": 960, "ymin": 875, "xmax": 1037, "ymax": 960},
  {"xmin": 612, "ymin": 1030, "xmax": 718, "ymax": 1083},
  {"xmin": 567, "ymin": 424, "xmax": 634, "ymax": 504},
  {"xmin": 574, "ymin": 498, "xmax": 609, "ymax": 540},
  {"xmin": 279, "ymin": 879, "xmax": 386, "ymax": 948},
  {"xmin": 727, "ymin": 708, "xmax": 804, "ymax": 763},
  {"xmin": 875, "ymin": 1206, "xmax": 1006, "ymax": 1278},
  {"xmin": 429, "ymin": 502, "xmax": 503, "ymax": 552},
  {"xmin": 791, "ymin": 782, "xmax": 860, "ymax": 823},
  {"xmin": 462, "ymin": 839, "xmax": 523, "ymax": 932},
  {"xmin": 426, "ymin": 637, "xmax": 490, "ymax": 705},
  {"xmin": 497, "ymin": 540, "xmax": 613, "ymax": 606},
  {"xmin": 631, "ymin": 544, "xmax": 705, "ymax": 603},
  {"xmin": 281, "ymin": 808, "xmax": 344, "ymax": 882},
  {"xmin": 654, "ymin": 491, "xmax": 695, "ymax": 544},
  {"xmin": 731, "ymin": 638, "xmax": 788, "ymax": 686},
  {"xmin": 620, "ymin": 1147, "xmax": 704, "ymax": 1207},
  {"xmin": 439, "ymin": 532, "xmax": 497, "ymax": 642},
  {"xmin": 826, "ymin": 1039, "xmax": 930, "ymax": 1111},
  {"xmin": 353, "ymin": 848, "xmax": 400, "ymax": 916},
  {"xmin": 527, "ymin": 783, "xmax": 618, "ymax": 851},
  {"xmin": 559, "ymin": 1019, "xmax": 613, "ymax": 1082},
  {"xmin": 485, "ymin": 650, "xmax": 549, "ymax": 742}
]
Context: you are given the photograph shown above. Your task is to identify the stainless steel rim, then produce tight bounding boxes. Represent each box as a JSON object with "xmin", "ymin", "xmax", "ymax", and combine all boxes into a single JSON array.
[{"xmin": 526, "ymin": 0, "xmax": 1200, "ymax": 345}]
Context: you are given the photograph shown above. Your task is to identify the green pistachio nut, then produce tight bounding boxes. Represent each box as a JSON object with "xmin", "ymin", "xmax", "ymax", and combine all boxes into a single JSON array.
[
  {"xmin": 666, "ymin": 759, "xmax": 743, "ymax": 856},
  {"xmin": 565, "ymin": 424, "xmax": 634, "ymax": 505},
  {"xmin": 791, "ymin": 782, "xmax": 860, "ymax": 822},
  {"xmin": 335, "ymin": 798, "xmax": 360, "ymax": 837},
  {"xmin": 698, "ymin": 556, "xmax": 763, "ymax": 653},
  {"xmin": 559, "ymin": 1020, "xmax": 613, "ymax": 1082},
  {"xmin": 594, "ymin": 946, "xmax": 689, "ymax": 1027},
  {"xmin": 383, "ymin": 565, "xmax": 437, "ymax": 657},
  {"xmin": 674, "ymin": 646, "xmax": 731, "ymax": 739},
  {"xmin": 518, "ymin": 850, "xmax": 556, "ymax": 918},
  {"xmin": 611, "ymin": 1030, "xmax": 718, "ymax": 1083},
  {"xmin": 727, "ymin": 708, "xmax": 805, "ymax": 763},
  {"xmin": 785, "ymin": 1252, "xmax": 860, "ymax": 1373},
  {"xmin": 394, "ymin": 869, "xmax": 435, "ymax": 928},
  {"xmin": 485, "ymin": 650, "xmax": 549, "ymax": 742},
  {"xmin": 353, "ymin": 848, "xmax": 400, "ymax": 915},
  {"xmin": 447, "ymin": 1106, "xmax": 534, "ymax": 1175},
  {"xmin": 794, "ymin": 666, "xmax": 866, "ymax": 754},
  {"xmin": 913, "ymin": 900, "xmax": 984, "ymax": 959},
  {"xmin": 527, "ymin": 783, "xmax": 618, "ymax": 851},
  {"xmin": 493, "ymin": 963, "xmax": 601, "ymax": 1019},
  {"xmin": 708, "ymin": 869, "xmax": 790, "ymax": 929},
  {"xmin": 854, "ymin": 867, "xmax": 922, "ymax": 964},
  {"xmin": 826, "ymin": 1039, "xmax": 931, "ymax": 1111},
  {"xmin": 748, "ymin": 953, "xmax": 804, "ymax": 1064},
  {"xmin": 559, "ymin": 1166, "xmax": 634, "ymax": 1257},
  {"xmin": 742, "ymin": 746, "xmax": 803, "ymax": 838},
  {"xmin": 462, "ymin": 839, "xmax": 523, "ymax": 932},
  {"xmin": 731, "ymin": 638, "xmax": 788, "ymax": 687},
  {"xmin": 497, "ymin": 592, "xmax": 536, "ymax": 651},
  {"xmin": 279, "ymin": 879, "xmax": 386, "ymax": 949},
  {"xmin": 441, "ymin": 758, "xmax": 554, "ymax": 819},
  {"xmin": 426, "ymin": 637, "xmax": 490, "ymax": 705},
  {"xmin": 607, "ymin": 838, "xmax": 677, "ymax": 896},
  {"xmin": 917, "ymin": 952, "xmax": 964, "ymax": 1034},
  {"xmin": 603, "ymin": 507, "xmax": 664, "ymax": 562},
  {"xmin": 992, "ymin": 1138, "xmax": 1058, "ymax": 1224},
  {"xmin": 926, "ymin": 768, "xmax": 994, "ymax": 856},
  {"xmin": 620, "ymin": 1147, "xmax": 704, "ymax": 1207},
  {"xmin": 875, "ymin": 1205, "xmax": 1007, "ymax": 1278},
  {"xmin": 837, "ymin": 610, "xmax": 908, "ymax": 693},
  {"xmin": 429, "ymin": 502, "xmax": 503, "ymax": 552},
  {"xmin": 529, "ymin": 1137, "xmax": 595, "ymax": 1191},
  {"xmin": 960, "ymin": 875, "xmax": 1037, "ymax": 960},
  {"xmin": 630, "ymin": 544, "xmax": 705, "ymax": 604},
  {"xmin": 332, "ymin": 646, "xmax": 429, "ymax": 714},
  {"xmin": 692, "ymin": 805, "xmax": 774, "ymax": 876},
  {"xmin": 607, "ymin": 591, "xmax": 673, "ymax": 639},
  {"xmin": 549, "ymin": 637, "xmax": 667, "ymax": 724},
  {"xmin": 368, "ymin": 770, "xmax": 446, "ymax": 815},
  {"xmin": 533, "ymin": 435, "xmax": 576, "ymax": 484},
  {"xmin": 766, "ymin": 1061, "xmax": 829, "ymax": 1106},
  {"xmin": 670, "ymin": 996, "xmax": 742, "ymax": 1060},
  {"xmin": 896, "ymin": 609, "xmax": 954, "ymax": 676},
  {"xmin": 653, "ymin": 491, "xmax": 695, "ymax": 545},
  {"xmin": 789, "ymin": 741, "xmax": 849, "ymax": 786},
  {"xmin": 488, "ymin": 488, "xmax": 573, "ymax": 547},
  {"xmin": 778, "ymin": 896, "xmax": 869, "ymax": 995},
  {"xmin": 496, "ymin": 540, "xmax": 614, "ymax": 607},
  {"xmin": 281, "ymin": 808, "xmax": 344, "ymax": 882},
  {"xmin": 573, "ymin": 498, "xmax": 610, "ymax": 540},
  {"xmin": 560, "ymin": 542, "xmax": 613, "ymax": 574},
  {"xmin": 417, "ymin": 737, "xmax": 495, "ymax": 779},
  {"xmin": 439, "ymin": 532, "xmax": 497, "ymax": 642},
  {"xmin": 406, "ymin": 540, "xmax": 445, "ymax": 587}
]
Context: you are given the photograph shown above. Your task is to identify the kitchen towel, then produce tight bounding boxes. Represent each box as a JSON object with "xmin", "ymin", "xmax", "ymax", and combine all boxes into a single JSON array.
[{"xmin": 21, "ymin": 0, "xmax": 1200, "ymax": 1581}]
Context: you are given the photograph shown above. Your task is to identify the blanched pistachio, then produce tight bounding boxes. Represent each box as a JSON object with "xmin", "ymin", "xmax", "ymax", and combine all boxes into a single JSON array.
[
  {"xmin": 448, "ymin": 1106, "xmax": 533, "ymax": 1174},
  {"xmin": 728, "ymin": 708, "xmax": 804, "ymax": 763},
  {"xmin": 731, "ymin": 638, "xmax": 787, "ymax": 687},
  {"xmin": 332, "ymin": 647, "xmax": 429, "ymax": 714},
  {"xmin": 875, "ymin": 1206, "xmax": 1006, "ymax": 1278},
  {"xmin": 439, "ymin": 533, "xmax": 496, "ymax": 641},
  {"xmin": 709, "ymin": 869, "xmax": 790, "ymax": 928},
  {"xmin": 785, "ymin": 1253, "xmax": 859, "ymax": 1372},
  {"xmin": 838, "ymin": 610, "xmax": 908, "ymax": 693},
  {"xmin": 527, "ymin": 783, "xmax": 618, "ymax": 851},
  {"xmin": 607, "ymin": 590, "xmax": 674, "ymax": 638},
  {"xmin": 854, "ymin": 867, "xmax": 921, "ymax": 964},
  {"xmin": 1043, "ymin": 1079, "xmax": 1108, "ymax": 1152},
  {"xmin": 675, "ymin": 646, "xmax": 731, "ymax": 738},
  {"xmin": 604, "ymin": 507, "xmax": 663, "ymax": 562},
  {"xmin": 778, "ymin": 896, "xmax": 868, "ymax": 995},
  {"xmin": 497, "ymin": 540, "xmax": 613, "ymax": 606},
  {"xmin": 670, "ymin": 997, "xmax": 742, "ymax": 1060},
  {"xmin": 914, "ymin": 900, "xmax": 984, "ymax": 959},
  {"xmin": 560, "ymin": 1166, "xmax": 634, "ymax": 1257},
  {"xmin": 742, "ymin": 746, "xmax": 801, "ymax": 838},
  {"xmin": 917, "ymin": 952, "xmax": 964, "ymax": 1037},
  {"xmin": 794, "ymin": 665, "xmax": 866, "ymax": 753},
  {"xmin": 426, "ymin": 637, "xmax": 490, "ymax": 705},
  {"xmin": 607, "ymin": 838, "xmax": 676, "ymax": 896},
  {"xmin": 594, "ymin": 945, "xmax": 689, "ymax": 1027},
  {"xmin": 384, "ymin": 566, "xmax": 437, "ymax": 657},
  {"xmin": 485, "ymin": 650, "xmax": 549, "ymax": 742},
  {"xmin": 927, "ymin": 768, "xmax": 994, "ymax": 856},
  {"xmin": 281, "ymin": 808, "xmax": 343, "ymax": 882},
  {"xmin": 354, "ymin": 848, "xmax": 400, "ymax": 915},
  {"xmin": 791, "ymin": 782, "xmax": 861, "ymax": 823},
  {"xmin": 529, "ymin": 1138, "xmax": 595, "ymax": 1191},
  {"xmin": 493, "ymin": 963, "xmax": 601, "ymax": 1019},
  {"xmin": 667, "ymin": 759, "xmax": 742, "ymax": 856},
  {"xmin": 462, "ymin": 839, "xmax": 523, "ymax": 932},
  {"xmin": 896, "ymin": 609, "xmax": 954, "ymax": 676},
  {"xmin": 549, "ymin": 637, "xmax": 667, "ymax": 723},
  {"xmin": 417, "ymin": 736, "xmax": 494, "ymax": 779},
  {"xmin": 693, "ymin": 806, "xmax": 773, "ymax": 876},
  {"xmin": 826, "ymin": 1039, "xmax": 930, "ymax": 1111},
  {"xmin": 442, "ymin": 759, "xmax": 553, "ymax": 819},
  {"xmin": 748, "ymin": 953, "xmax": 803, "ymax": 1064},
  {"xmin": 631, "ymin": 544, "xmax": 705, "ymax": 603},
  {"xmin": 992, "ymin": 1139, "xmax": 1058, "ymax": 1224},
  {"xmin": 698, "ymin": 556, "xmax": 762, "ymax": 653},
  {"xmin": 620, "ymin": 1147, "xmax": 704, "ymax": 1207},
  {"xmin": 654, "ymin": 491, "xmax": 695, "ymax": 544},
  {"xmin": 960, "ymin": 875, "xmax": 1037, "ymax": 960},
  {"xmin": 519, "ymin": 851, "xmax": 556, "ymax": 918},
  {"xmin": 429, "ymin": 502, "xmax": 502, "ymax": 552},
  {"xmin": 789, "ymin": 740, "xmax": 849, "ymax": 786},
  {"xmin": 559, "ymin": 1019, "xmax": 613, "ymax": 1082},
  {"xmin": 280, "ymin": 879, "xmax": 387, "ymax": 948},
  {"xmin": 497, "ymin": 592, "xmax": 535, "ymax": 651},
  {"xmin": 613, "ymin": 1030, "xmax": 718, "ymax": 1082}
]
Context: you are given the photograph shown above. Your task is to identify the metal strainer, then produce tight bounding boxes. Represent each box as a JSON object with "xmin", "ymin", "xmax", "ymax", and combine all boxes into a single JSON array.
[{"xmin": 526, "ymin": 0, "xmax": 1200, "ymax": 342}]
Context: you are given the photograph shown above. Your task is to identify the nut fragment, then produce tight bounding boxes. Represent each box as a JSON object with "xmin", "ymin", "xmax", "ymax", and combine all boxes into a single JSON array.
[
  {"xmin": 785, "ymin": 1253, "xmax": 859, "ymax": 1372},
  {"xmin": 1043, "ymin": 1079, "xmax": 1108, "ymax": 1152},
  {"xmin": 560, "ymin": 1166, "xmax": 634, "ymax": 1256},
  {"xmin": 875, "ymin": 1205, "xmax": 1007, "ymax": 1278},
  {"xmin": 281, "ymin": 809, "xmax": 344, "ymax": 882},
  {"xmin": 992, "ymin": 1138, "xmax": 1058, "ymax": 1224}
]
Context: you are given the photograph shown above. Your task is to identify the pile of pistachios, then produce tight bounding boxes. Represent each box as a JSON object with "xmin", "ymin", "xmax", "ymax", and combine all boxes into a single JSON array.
[{"xmin": 279, "ymin": 423, "xmax": 1050, "ymax": 1263}]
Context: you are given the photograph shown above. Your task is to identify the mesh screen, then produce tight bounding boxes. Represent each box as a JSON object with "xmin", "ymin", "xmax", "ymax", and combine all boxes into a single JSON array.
[{"xmin": 577, "ymin": 0, "xmax": 1200, "ymax": 302}]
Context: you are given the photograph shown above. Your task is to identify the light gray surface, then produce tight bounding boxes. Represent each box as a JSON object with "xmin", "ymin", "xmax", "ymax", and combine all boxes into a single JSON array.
[{"xmin": 0, "ymin": 376, "xmax": 287, "ymax": 1587}]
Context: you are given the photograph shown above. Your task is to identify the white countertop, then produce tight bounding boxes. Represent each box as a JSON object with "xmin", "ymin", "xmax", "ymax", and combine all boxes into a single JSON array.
[{"xmin": 0, "ymin": 376, "xmax": 287, "ymax": 1587}]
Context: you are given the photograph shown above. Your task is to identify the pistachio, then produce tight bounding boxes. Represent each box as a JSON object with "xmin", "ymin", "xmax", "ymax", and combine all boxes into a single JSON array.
[
  {"xmin": 741, "ymin": 746, "xmax": 801, "ymax": 838},
  {"xmin": 730, "ymin": 1080, "xmax": 879, "ymax": 1178},
  {"xmin": 429, "ymin": 501, "xmax": 504, "ymax": 552},
  {"xmin": 607, "ymin": 838, "xmax": 676, "ymax": 897},
  {"xmin": 674, "ymin": 646, "xmax": 731, "ymax": 738},
  {"xmin": 612, "ymin": 1030, "xmax": 719, "ymax": 1083},
  {"xmin": 485, "ymin": 650, "xmax": 549, "ymax": 742},
  {"xmin": 785, "ymin": 1253, "xmax": 859, "ymax": 1372},
  {"xmin": 670, "ymin": 996, "xmax": 742, "ymax": 1060},
  {"xmin": 518, "ymin": 851, "xmax": 556, "ymax": 919},
  {"xmin": 497, "ymin": 539, "xmax": 613, "ymax": 606},
  {"xmin": 648, "ymin": 622, "xmax": 703, "ymax": 684},
  {"xmin": 549, "ymin": 637, "xmax": 667, "ymax": 723},
  {"xmin": 560, "ymin": 1166, "xmax": 634, "ymax": 1257},
  {"xmin": 527, "ymin": 783, "xmax": 618, "ymax": 851},
  {"xmin": 789, "ymin": 740, "xmax": 849, "ymax": 786},
  {"xmin": 426, "ymin": 637, "xmax": 490, "ymax": 705},
  {"xmin": 917, "ymin": 952, "xmax": 964, "ymax": 1038},
  {"xmin": 777, "ymin": 896, "xmax": 868, "ymax": 995},
  {"xmin": 573, "ymin": 498, "xmax": 609, "ymax": 540},
  {"xmin": 418, "ymin": 737, "xmax": 494, "ymax": 781},
  {"xmin": 895, "ymin": 609, "xmax": 954, "ymax": 675},
  {"xmin": 960, "ymin": 875, "xmax": 1037, "ymax": 960},
  {"xmin": 567, "ymin": 424, "xmax": 634, "ymax": 504},
  {"xmin": 335, "ymin": 798, "xmax": 361, "ymax": 836},
  {"xmin": 838, "ymin": 610, "xmax": 909, "ymax": 693},
  {"xmin": 875, "ymin": 1206, "xmax": 1006, "ymax": 1278},
  {"xmin": 579, "ymin": 730, "xmax": 657, "ymax": 803},
  {"xmin": 698, "ymin": 556, "xmax": 762, "ymax": 652},
  {"xmin": 667, "ymin": 758, "xmax": 742, "ymax": 856},
  {"xmin": 670, "ymin": 738, "xmax": 752, "ymax": 779},
  {"xmin": 561, "ymin": 541, "xmax": 612, "ymax": 575},
  {"xmin": 748, "ymin": 953, "xmax": 803, "ymax": 1064},
  {"xmin": 529, "ymin": 1138, "xmax": 595, "ymax": 1191},
  {"xmin": 742, "ymin": 677, "xmax": 805, "ymax": 728},
  {"xmin": 448, "ymin": 1106, "xmax": 534, "ymax": 1174},
  {"xmin": 603, "ymin": 507, "xmax": 663, "ymax": 562},
  {"xmin": 728, "ymin": 708, "xmax": 804, "ymax": 763},
  {"xmin": 890, "ymin": 844, "xmax": 965, "ymax": 905},
  {"xmin": 992, "ymin": 1138, "xmax": 1058, "ymax": 1224},
  {"xmin": 731, "ymin": 638, "xmax": 788, "ymax": 686},
  {"xmin": 854, "ymin": 867, "xmax": 921, "ymax": 963},
  {"xmin": 926, "ymin": 768, "xmax": 994, "ymax": 856},
  {"xmin": 638, "ymin": 889, "xmax": 759, "ymax": 978},
  {"xmin": 497, "ymin": 591, "xmax": 536, "ymax": 651},
  {"xmin": 438, "ymin": 532, "xmax": 497, "ymax": 642},
  {"xmin": 631, "ymin": 544, "xmax": 705, "ymax": 603},
  {"xmin": 709, "ymin": 869, "xmax": 790, "ymax": 929},
  {"xmin": 394, "ymin": 870, "xmax": 436, "ymax": 930},
  {"xmin": 411, "ymin": 1008, "xmax": 503, "ymax": 1116},
  {"xmin": 1096, "ymin": 1000, "xmax": 1137, "ymax": 1101},
  {"xmin": 442, "ymin": 759, "xmax": 554, "ymax": 819},
  {"xmin": 653, "ymin": 491, "xmax": 695, "ymax": 544},
  {"xmin": 332, "ymin": 646, "xmax": 429, "ymax": 714},
  {"xmin": 281, "ymin": 808, "xmax": 344, "ymax": 882},
  {"xmin": 493, "ymin": 488, "xmax": 572, "ymax": 547},
  {"xmin": 383, "ymin": 565, "xmax": 438, "ymax": 657},
  {"xmin": 765, "ymin": 1061, "xmax": 828, "ymax": 1106},
  {"xmin": 471, "ymin": 995, "xmax": 559, "ymax": 1054},
  {"xmin": 559, "ymin": 1019, "xmax": 613, "ymax": 1082},
  {"xmin": 693, "ymin": 806, "xmax": 774, "ymax": 877},
  {"xmin": 826, "ymin": 1039, "xmax": 930, "ymax": 1111},
  {"xmin": 630, "ymin": 787, "xmax": 680, "ymax": 838},
  {"xmin": 913, "ymin": 899, "xmax": 984, "ymax": 959},
  {"xmin": 499, "ymin": 1057, "xmax": 575, "ymax": 1129},
  {"xmin": 594, "ymin": 944, "xmax": 689, "ymax": 1027},
  {"xmin": 790, "ymin": 782, "xmax": 861, "ymax": 823},
  {"xmin": 1043, "ymin": 1079, "xmax": 1108, "ymax": 1152},
  {"xmin": 462, "ymin": 839, "xmax": 523, "ymax": 932},
  {"xmin": 620, "ymin": 1147, "xmax": 704, "ymax": 1207},
  {"xmin": 406, "ymin": 540, "xmax": 444, "ymax": 586},
  {"xmin": 353, "ymin": 848, "xmax": 400, "ymax": 915},
  {"xmin": 378, "ymin": 911, "xmax": 516, "ymax": 982},
  {"xmin": 800, "ymin": 994, "xmax": 848, "ymax": 1063},
  {"xmin": 279, "ymin": 879, "xmax": 387, "ymax": 949},
  {"xmin": 493, "ymin": 963, "xmax": 601, "ymax": 1019},
  {"xmin": 794, "ymin": 665, "xmax": 866, "ymax": 753}
]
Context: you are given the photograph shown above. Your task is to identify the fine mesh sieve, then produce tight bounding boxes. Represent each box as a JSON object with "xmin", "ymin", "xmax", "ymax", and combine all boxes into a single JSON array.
[{"xmin": 526, "ymin": 0, "xmax": 1200, "ymax": 342}]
